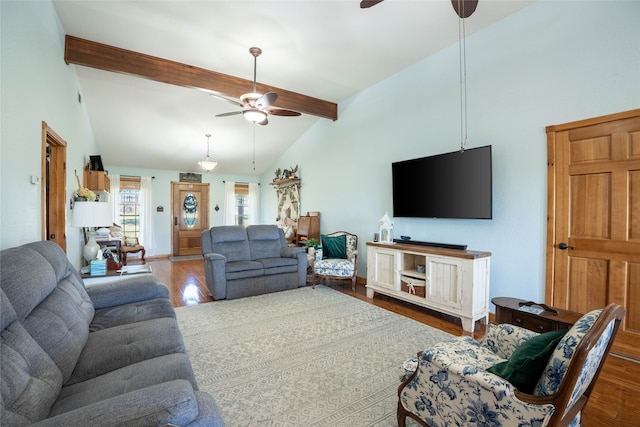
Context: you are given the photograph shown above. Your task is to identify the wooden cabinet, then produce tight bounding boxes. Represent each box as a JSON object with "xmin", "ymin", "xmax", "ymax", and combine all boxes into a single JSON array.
[
  {"xmin": 295, "ymin": 213, "xmax": 320, "ymax": 246},
  {"xmin": 84, "ymin": 169, "xmax": 110, "ymax": 192},
  {"xmin": 366, "ymin": 242, "xmax": 491, "ymax": 333},
  {"xmin": 492, "ymin": 297, "xmax": 582, "ymax": 333}
]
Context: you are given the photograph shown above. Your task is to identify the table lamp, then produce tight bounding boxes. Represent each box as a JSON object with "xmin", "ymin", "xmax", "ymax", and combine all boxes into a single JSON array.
[{"xmin": 72, "ymin": 201, "xmax": 113, "ymax": 262}]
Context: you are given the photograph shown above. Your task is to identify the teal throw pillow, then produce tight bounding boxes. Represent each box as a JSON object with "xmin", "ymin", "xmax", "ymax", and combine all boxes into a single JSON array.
[
  {"xmin": 321, "ymin": 234, "xmax": 347, "ymax": 259},
  {"xmin": 486, "ymin": 328, "xmax": 568, "ymax": 394}
]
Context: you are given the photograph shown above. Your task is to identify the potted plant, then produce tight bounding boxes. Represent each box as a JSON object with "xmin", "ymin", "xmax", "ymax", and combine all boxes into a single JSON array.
[{"xmin": 305, "ymin": 238, "xmax": 320, "ymax": 256}]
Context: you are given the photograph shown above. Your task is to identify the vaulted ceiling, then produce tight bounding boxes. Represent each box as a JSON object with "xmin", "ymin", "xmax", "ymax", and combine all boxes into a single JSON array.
[{"xmin": 53, "ymin": 0, "xmax": 532, "ymax": 175}]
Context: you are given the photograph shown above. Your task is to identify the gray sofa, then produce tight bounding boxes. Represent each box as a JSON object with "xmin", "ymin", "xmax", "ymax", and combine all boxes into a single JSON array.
[
  {"xmin": 0, "ymin": 241, "xmax": 224, "ymax": 427},
  {"xmin": 201, "ymin": 225, "xmax": 307, "ymax": 300}
]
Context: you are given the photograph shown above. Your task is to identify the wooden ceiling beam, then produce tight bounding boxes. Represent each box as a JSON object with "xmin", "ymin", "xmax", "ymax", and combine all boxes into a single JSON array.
[{"xmin": 64, "ymin": 35, "xmax": 338, "ymax": 121}]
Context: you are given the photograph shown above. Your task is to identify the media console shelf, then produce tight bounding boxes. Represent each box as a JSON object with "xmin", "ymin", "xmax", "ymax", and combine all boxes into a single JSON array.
[{"xmin": 366, "ymin": 241, "xmax": 491, "ymax": 334}]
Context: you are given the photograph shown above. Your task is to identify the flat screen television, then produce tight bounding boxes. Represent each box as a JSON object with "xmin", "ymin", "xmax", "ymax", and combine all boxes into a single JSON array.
[{"xmin": 392, "ymin": 145, "xmax": 492, "ymax": 219}]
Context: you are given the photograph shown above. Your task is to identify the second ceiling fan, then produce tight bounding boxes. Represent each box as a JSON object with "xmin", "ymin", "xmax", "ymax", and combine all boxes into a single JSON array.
[
  {"xmin": 213, "ymin": 47, "xmax": 301, "ymax": 126},
  {"xmin": 361, "ymin": 0, "xmax": 478, "ymax": 18}
]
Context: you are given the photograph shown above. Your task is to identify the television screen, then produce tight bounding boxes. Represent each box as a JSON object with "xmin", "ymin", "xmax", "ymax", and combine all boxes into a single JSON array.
[{"xmin": 392, "ymin": 145, "xmax": 492, "ymax": 219}]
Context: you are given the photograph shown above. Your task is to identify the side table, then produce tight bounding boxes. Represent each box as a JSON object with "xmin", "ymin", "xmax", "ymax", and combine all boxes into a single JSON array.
[
  {"xmin": 81, "ymin": 264, "xmax": 153, "ymax": 286},
  {"xmin": 492, "ymin": 297, "xmax": 582, "ymax": 333}
]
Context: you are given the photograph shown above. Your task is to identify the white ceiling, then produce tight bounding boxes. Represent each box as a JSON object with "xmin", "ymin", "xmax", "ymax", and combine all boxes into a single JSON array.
[{"xmin": 53, "ymin": 0, "xmax": 532, "ymax": 176}]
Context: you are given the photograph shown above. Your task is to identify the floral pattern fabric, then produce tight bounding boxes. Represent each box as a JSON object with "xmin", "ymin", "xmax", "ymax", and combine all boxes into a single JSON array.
[
  {"xmin": 534, "ymin": 309, "xmax": 602, "ymax": 396},
  {"xmin": 398, "ymin": 310, "xmax": 607, "ymax": 427}
]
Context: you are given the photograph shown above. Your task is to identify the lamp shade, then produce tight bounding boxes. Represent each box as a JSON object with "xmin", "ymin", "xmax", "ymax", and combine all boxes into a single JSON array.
[
  {"xmin": 72, "ymin": 201, "xmax": 113, "ymax": 228},
  {"xmin": 243, "ymin": 109, "xmax": 267, "ymax": 123}
]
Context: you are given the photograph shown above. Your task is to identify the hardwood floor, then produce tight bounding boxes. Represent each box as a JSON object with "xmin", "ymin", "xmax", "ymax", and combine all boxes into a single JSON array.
[{"xmin": 149, "ymin": 258, "xmax": 639, "ymax": 427}]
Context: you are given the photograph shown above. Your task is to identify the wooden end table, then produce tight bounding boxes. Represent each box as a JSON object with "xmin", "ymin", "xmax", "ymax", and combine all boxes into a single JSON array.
[{"xmin": 492, "ymin": 297, "xmax": 583, "ymax": 333}]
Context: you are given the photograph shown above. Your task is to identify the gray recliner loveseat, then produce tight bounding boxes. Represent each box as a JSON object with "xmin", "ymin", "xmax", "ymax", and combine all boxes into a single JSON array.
[
  {"xmin": 0, "ymin": 241, "xmax": 224, "ymax": 426},
  {"xmin": 201, "ymin": 225, "xmax": 307, "ymax": 300}
]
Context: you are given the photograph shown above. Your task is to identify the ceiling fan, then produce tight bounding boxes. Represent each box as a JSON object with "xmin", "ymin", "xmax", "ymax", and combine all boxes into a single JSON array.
[
  {"xmin": 213, "ymin": 47, "xmax": 301, "ymax": 126},
  {"xmin": 360, "ymin": 0, "xmax": 478, "ymax": 18}
]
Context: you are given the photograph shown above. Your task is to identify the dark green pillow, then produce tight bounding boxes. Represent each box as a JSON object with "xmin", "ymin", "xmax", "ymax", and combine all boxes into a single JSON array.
[
  {"xmin": 321, "ymin": 234, "xmax": 347, "ymax": 259},
  {"xmin": 486, "ymin": 328, "xmax": 568, "ymax": 393}
]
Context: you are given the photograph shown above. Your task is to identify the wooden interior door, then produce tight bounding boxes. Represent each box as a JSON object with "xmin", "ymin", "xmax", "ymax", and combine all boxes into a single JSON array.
[
  {"xmin": 41, "ymin": 122, "xmax": 67, "ymax": 251},
  {"xmin": 171, "ymin": 182, "xmax": 209, "ymax": 256},
  {"xmin": 546, "ymin": 109, "xmax": 640, "ymax": 360}
]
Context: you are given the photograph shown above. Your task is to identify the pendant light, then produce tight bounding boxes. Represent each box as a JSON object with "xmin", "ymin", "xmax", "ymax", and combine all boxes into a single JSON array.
[{"xmin": 198, "ymin": 133, "xmax": 217, "ymax": 172}]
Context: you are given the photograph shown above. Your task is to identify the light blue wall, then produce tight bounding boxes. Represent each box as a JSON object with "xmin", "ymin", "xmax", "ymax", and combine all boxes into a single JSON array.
[
  {"xmin": 261, "ymin": 1, "xmax": 640, "ymax": 303},
  {"xmin": 1, "ymin": 0, "xmax": 98, "ymax": 266},
  {"xmin": 2, "ymin": 1, "xmax": 639, "ymax": 300},
  {"xmin": 106, "ymin": 166, "xmax": 260, "ymax": 256}
]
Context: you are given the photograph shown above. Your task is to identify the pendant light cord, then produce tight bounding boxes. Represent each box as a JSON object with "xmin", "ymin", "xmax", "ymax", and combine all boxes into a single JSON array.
[
  {"xmin": 458, "ymin": 0, "xmax": 469, "ymax": 152},
  {"xmin": 252, "ymin": 124, "xmax": 256, "ymax": 171}
]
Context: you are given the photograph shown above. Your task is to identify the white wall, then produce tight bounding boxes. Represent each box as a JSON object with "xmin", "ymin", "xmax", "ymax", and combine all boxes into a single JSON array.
[
  {"xmin": 261, "ymin": 1, "xmax": 640, "ymax": 304},
  {"xmin": 0, "ymin": 0, "xmax": 98, "ymax": 266}
]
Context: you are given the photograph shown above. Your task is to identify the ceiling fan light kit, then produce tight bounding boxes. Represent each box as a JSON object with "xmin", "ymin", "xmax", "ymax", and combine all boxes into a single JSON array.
[
  {"xmin": 214, "ymin": 47, "xmax": 302, "ymax": 125},
  {"xmin": 198, "ymin": 133, "xmax": 217, "ymax": 172},
  {"xmin": 243, "ymin": 108, "xmax": 268, "ymax": 124}
]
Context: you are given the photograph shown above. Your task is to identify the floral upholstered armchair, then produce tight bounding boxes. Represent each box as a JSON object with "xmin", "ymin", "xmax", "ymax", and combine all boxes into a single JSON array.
[
  {"xmin": 312, "ymin": 231, "xmax": 358, "ymax": 291},
  {"xmin": 397, "ymin": 303, "xmax": 624, "ymax": 427}
]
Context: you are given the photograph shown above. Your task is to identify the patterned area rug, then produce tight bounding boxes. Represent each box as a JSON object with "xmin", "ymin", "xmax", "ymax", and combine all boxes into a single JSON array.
[{"xmin": 176, "ymin": 286, "xmax": 450, "ymax": 426}]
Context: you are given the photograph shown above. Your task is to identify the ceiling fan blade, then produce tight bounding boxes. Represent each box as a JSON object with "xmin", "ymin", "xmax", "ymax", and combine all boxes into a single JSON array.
[
  {"xmin": 360, "ymin": 0, "xmax": 384, "ymax": 9},
  {"xmin": 210, "ymin": 93, "xmax": 243, "ymax": 107},
  {"xmin": 451, "ymin": 0, "xmax": 478, "ymax": 19},
  {"xmin": 215, "ymin": 111, "xmax": 243, "ymax": 118},
  {"xmin": 266, "ymin": 107, "xmax": 302, "ymax": 117},
  {"xmin": 255, "ymin": 92, "xmax": 278, "ymax": 109}
]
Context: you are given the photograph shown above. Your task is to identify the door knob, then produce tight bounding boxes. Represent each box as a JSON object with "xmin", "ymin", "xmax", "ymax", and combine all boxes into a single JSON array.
[{"xmin": 557, "ymin": 242, "xmax": 574, "ymax": 250}]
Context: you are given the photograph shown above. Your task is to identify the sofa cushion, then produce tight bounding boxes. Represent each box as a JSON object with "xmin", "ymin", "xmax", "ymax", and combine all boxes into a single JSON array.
[
  {"xmin": 225, "ymin": 260, "xmax": 264, "ymax": 281},
  {"xmin": 43, "ymin": 380, "xmax": 204, "ymax": 427},
  {"xmin": 67, "ymin": 317, "xmax": 187, "ymax": 385},
  {"xmin": 314, "ymin": 258, "xmax": 354, "ymax": 277},
  {"xmin": 259, "ymin": 257, "xmax": 299, "ymax": 275},
  {"xmin": 1, "ymin": 242, "xmax": 94, "ymax": 384},
  {"xmin": 90, "ymin": 298, "xmax": 176, "ymax": 331},
  {"xmin": 247, "ymin": 225, "xmax": 285, "ymax": 260},
  {"xmin": 487, "ymin": 328, "xmax": 567, "ymax": 393},
  {"xmin": 1, "ymin": 320, "xmax": 63, "ymax": 425},
  {"xmin": 206, "ymin": 225, "xmax": 251, "ymax": 262},
  {"xmin": 50, "ymin": 353, "xmax": 198, "ymax": 417}
]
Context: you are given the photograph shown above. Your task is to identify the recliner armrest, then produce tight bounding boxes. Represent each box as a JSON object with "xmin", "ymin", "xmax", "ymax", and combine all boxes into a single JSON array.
[
  {"xmin": 280, "ymin": 246, "xmax": 305, "ymax": 258},
  {"xmin": 204, "ymin": 252, "xmax": 227, "ymax": 262},
  {"xmin": 32, "ymin": 380, "xmax": 203, "ymax": 427},
  {"xmin": 86, "ymin": 276, "xmax": 170, "ymax": 309}
]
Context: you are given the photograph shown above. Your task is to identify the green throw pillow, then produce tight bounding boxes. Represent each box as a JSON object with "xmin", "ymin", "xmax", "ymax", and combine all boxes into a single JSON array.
[
  {"xmin": 486, "ymin": 328, "xmax": 568, "ymax": 394},
  {"xmin": 321, "ymin": 234, "xmax": 347, "ymax": 259}
]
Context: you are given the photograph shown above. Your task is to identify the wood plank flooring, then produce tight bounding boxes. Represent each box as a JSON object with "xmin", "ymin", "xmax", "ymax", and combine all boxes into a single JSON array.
[{"xmin": 148, "ymin": 258, "xmax": 639, "ymax": 427}]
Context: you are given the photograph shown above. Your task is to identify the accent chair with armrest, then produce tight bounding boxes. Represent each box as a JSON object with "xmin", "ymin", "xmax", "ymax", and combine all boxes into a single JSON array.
[
  {"xmin": 312, "ymin": 231, "xmax": 358, "ymax": 291},
  {"xmin": 397, "ymin": 303, "xmax": 625, "ymax": 427}
]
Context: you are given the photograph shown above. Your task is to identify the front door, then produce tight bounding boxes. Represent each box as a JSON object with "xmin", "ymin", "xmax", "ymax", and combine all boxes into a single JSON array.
[
  {"xmin": 545, "ymin": 109, "xmax": 640, "ymax": 360},
  {"xmin": 171, "ymin": 182, "xmax": 209, "ymax": 256}
]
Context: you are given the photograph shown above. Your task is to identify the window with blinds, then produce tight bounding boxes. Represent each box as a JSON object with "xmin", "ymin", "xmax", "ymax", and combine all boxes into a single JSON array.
[
  {"xmin": 119, "ymin": 177, "xmax": 141, "ymax": 239},
  {"xmin": 235, "ymin": 183, "xmax": 249, "ymax": 226}
]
